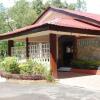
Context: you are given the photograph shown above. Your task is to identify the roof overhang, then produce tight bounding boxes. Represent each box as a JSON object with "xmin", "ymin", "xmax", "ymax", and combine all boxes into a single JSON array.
[{"xmin": 0, "ymin": 24, "xmax": 100, "ymax": 41}]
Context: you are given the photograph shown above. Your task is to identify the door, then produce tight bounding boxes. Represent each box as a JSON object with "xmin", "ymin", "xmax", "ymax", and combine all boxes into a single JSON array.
[
  {"xmin": 63, "ymin": 40, "xmax": 74, "ymax": 66},
  {"xmin": 58, "ymin": 36, "xmax": 75, "ymax": 67}
]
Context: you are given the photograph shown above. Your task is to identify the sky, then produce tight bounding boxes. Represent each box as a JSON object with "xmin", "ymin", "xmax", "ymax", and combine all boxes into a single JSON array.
[{"xmin": 0, "ymin": 0, "xmax": 100, "ymax": 15}]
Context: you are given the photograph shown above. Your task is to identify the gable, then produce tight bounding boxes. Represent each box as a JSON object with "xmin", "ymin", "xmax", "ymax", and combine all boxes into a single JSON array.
[
  {"xmin": 33, "ymin": 7, "xmax": 100, "ymax": 27},
  {"xmin": 34, "ymin": 7, "xmax": 74, "ymax": 24}
]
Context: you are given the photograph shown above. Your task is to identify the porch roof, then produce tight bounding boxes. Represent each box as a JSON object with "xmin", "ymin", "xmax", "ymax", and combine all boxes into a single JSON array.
[{"xmin": 0, "ymin": 19, "xmax": 100, "ymax": 40}]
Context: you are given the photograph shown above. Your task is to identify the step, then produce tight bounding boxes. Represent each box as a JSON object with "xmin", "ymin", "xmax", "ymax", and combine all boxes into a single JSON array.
[{"xmin": 58, "ymin": 67, "xmax": 72, "ymax": 72}]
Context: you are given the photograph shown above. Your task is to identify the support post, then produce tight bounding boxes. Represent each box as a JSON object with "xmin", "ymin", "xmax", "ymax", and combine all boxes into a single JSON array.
[
  {"xmin": 49, "ymin": 34, "xmax": 57, "ymax": 78},
  {"xmin": 8, "ymin": 40, "xmax": 14, "ymax": 56},
  {"xmin": 26, "ymin": 37, "xmax": 29, "ymax": 58}
]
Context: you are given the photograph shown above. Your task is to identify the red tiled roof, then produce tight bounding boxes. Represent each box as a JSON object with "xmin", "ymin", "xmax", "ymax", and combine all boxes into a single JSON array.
[
  {"xmin": 0, "ymin": 23, "xmax": 45, "ymax": 36},
  {"xmin": 57, "ymin": 7, "xmax": 100, "ymax": 22},
  {"xmin": 47, "ymin": 18, "xmax": 100, "ymax": 30},
  {"xmin": 1, "ymin": 18, "xmax": 100, "ymax": 37}
]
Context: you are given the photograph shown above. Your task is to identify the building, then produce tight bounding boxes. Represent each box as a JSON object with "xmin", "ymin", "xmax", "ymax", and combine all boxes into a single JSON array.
[{"xmin": 0, "ymin": 7, "xmax": 100, "ymax": 78}]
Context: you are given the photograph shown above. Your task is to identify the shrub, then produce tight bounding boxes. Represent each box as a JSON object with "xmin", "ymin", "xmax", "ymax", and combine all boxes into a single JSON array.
[
  {"xmin": 45, "ymin": 72, "xmax": 54, "ymax": 82},
  {"xmin": 32, "ymin": 63, "xmax": 47, "ymax": 75},
  {"xmin": 19, "ymin": 60, "xmax": 33, "ymax": 75},
  {"xmin": 0, "ymin": 58, "xmax": 3, "ymax": 70},
  {"xmin": 1, "ymin": 57, "xmax": 19, "ymax": 74},
  {"xmin": 71, "ymin": 59, "xmax": 100, "ymax": 69}
]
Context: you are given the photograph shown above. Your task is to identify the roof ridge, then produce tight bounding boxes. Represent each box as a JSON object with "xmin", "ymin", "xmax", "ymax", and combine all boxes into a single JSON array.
[
  {"xmin": 51, "ymin": 6, "xmax": 100, "ymax": 16},
  {"xmin": 50, "ymin": 7, "xmax": 100, "ymax": 27}
]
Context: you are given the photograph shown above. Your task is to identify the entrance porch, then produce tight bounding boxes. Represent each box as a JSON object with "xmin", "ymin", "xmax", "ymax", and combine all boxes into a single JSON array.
[
  {"xmin": 5, "ymin": 33, "xmax": 57, "ymax": 78},
  {"xmin": 0, "ymin": 25, "xmax": 99, "ymax": 78},
  {"xmin": 6, "ymin": 32, "xmax": 78, "ymax": 78},
  {"xmin": 6, "ymin": 32, "xmax": 97, "ymax": 78}
]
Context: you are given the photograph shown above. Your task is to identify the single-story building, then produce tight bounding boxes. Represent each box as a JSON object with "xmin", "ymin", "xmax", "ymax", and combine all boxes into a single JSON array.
[{"xmin": 0, "ymin": 7, "xmax": 100, "ymax": 78}]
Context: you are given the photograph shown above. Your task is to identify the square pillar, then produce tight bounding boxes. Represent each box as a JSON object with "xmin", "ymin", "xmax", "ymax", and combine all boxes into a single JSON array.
[
  {"xmin": 49, "ymin": 34, "xmax": 57, "ymax": 78},
  {"xmin": 8, "ymin": 40, "xmax": 14, "ymax": 56},
  {"xmin": 26, "ymin": 37, "xmax": 29, "ymax": 58}
]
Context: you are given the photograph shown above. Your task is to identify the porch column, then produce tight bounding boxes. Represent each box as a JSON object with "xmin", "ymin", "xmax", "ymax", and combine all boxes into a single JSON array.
[
  {"xmin": 49, "ymin": 34, "xmax": 57, "ymax": 78},
  {"xmin": 26, "ymin": 37, "xmax": 29, "ymax": 58},
  {"xmin": 8, "ymin": 40, "xmax": 14, "ymax": 56},
  {"xmin": 73, "ymin": 37, "xmax": 78, "ymax": 59}
]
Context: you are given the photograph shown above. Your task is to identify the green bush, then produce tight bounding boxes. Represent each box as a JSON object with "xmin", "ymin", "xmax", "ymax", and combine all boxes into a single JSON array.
[
  {"xmin": 19, "ymin": 60, "xmax": 33, "ymax": 75},
  {"xmin": 0, "ymin": 58, "xmax": 3, "ymax": 70},
  {"xmin": 71, "ymin": 59, "xmax": 100, "ymax": 69},
  {"xmin": 0, "ymin": 57, "xmax": 54, "ymax": 81},
  {"xmin": 32, "ymin": 63, "xmax": 47, "ymax": 75},
  {"xmin": 45, "ymin": 72, "xmax": 54, "ymax": 82},
  {"xmin": 1, "ymin": 57, "xmax": 19, "ymax": 74}
]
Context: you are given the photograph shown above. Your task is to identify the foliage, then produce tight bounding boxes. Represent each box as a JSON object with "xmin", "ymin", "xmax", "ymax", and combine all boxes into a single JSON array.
[
  {"xmin": 45, "ymin": 71, "xmax": 54, "ymax": 82},
  {"xmin": 48, "ymin": 0, "xmax": 67, "ymax": 8},
  {"xmin": 0, "ymin": 0, "xmax": 86, "ymax": 34},
  {"xmin": 0, "ymin": 3, "xmax": 5, "ymax": 12},
  {"xmin": 0, "ymin": 57, "xmax": 54, "ymax": 81},
  {"xmin": 0, "ymin": 12, "xmax": 11, "ymax": 33},
  {"xmin": 8, "ymin": 0, "xmax": 37, "ymax": 29},
  {"xmin": 32, "ymin": 63, "xmax": 47, "ymax": 75},
  {"xmin": 18, "ymin": 59, "xmax": 33, "ymax": 75},
  {"xmin": 0, "ymin": 41, "xmax": 8, "ymax": 57},
  {"xmin": 71, "ymin": 59, "xmax": 100, "ymax": 69},
  {"xmin": 0, "ymin": 58, "xmax": 3, "ymax": 70},
  {"xmin": 32, "ymin": 0, "xmax": 45, "ymax": 15},
  {"xmin": 76, "ymin": 0, "xmax": 87, "ymax": 11},
  {"xmin": 1, "ymin": 57, "xmax": 20, "ymax": 74},
  {"xmin": 68, "ymin": 3, "xmax": 76, "ymax": 10},
  {"xmin": 44, "ymin": 0, "xmax": 76, "ymax": 9}
]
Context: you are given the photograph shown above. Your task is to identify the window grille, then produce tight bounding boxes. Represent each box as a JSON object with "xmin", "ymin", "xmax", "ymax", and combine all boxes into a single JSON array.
[{"xmin": 11, "ymin": 46, "xmax": 26, "ymax": 59}]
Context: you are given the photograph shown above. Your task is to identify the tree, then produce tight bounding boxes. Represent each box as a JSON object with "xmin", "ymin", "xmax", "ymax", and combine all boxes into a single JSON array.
[
  {"xmin": 0, "ymin": 3, "xmax": 5, "ymax": 12},
  {"xmin": 32, "ymin": 0, "xmax": 45, "ymax": 15},
  {"xmin": 50, "ymin": 0, "xmax": 65, "ymax": 8},
  {"xmin": 68, "ymin": 3, "xmax": 76, "ymax": 10},
  {"xmin": 44, "ymin": 0, "xmax": 76, "ymax": 10},
  {"xmin": 0, "ymin": 11, "xmax": 12, "ymax": 33},
  {"xmin": 8, "ymin": 0, "xmax": 37, "ymax": 29},
  {"xmin": 76, "ymin": 0, "xmax": 87, "ymax": 11}
]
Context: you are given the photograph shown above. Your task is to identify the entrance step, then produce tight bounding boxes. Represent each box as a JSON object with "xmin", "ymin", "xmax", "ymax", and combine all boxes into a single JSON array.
[{"xmin": 58, "ymin": 67, "xmax": 72, "ymax": 72}]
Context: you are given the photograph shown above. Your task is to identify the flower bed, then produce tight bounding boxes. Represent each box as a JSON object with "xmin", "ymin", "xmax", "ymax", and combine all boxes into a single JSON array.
[
  {"xmin": 0, "ymin": 57, "xmax": 54, "ymax": 82},
  {"xmin": 0, "ymin": 70, "xmax": 45, "ymax": 80}
]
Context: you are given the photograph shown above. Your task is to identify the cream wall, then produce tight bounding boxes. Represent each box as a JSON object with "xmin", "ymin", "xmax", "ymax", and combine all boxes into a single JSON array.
[
  {"xmin": 28, "ymin": 35, "xmax": 49, "ymax": 43},
  {"xmin": 15, "ymin": 35, "xmax": 49, "ymax": 43}
]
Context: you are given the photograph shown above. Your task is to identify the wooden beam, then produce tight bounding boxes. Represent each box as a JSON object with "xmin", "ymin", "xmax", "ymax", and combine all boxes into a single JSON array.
[
  {"xmin": 49, "ymin": 34, "xmax": 57, "ymax": 78},
  {"xmin": 26, "ymin": 37, "xmax": 29, "ymax": 58},
  {"xmin": 8, "ymin": 40, "xmax": 14, "ymax": 56}
]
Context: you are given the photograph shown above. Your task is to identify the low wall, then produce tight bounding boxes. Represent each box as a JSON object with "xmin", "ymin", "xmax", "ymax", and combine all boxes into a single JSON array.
[
  {"xmin": 0, "ymin": 71, "xmax": 45, "ymax": 80},
  {"xmin": 71, "ymin": 68, "xmax": 100, "ymax": 75}
]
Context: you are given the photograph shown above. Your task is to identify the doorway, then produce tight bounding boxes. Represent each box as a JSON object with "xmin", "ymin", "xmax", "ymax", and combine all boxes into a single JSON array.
[{"xmin": 58, "ymin": 36, "xmax": 76, "ymax": 68}]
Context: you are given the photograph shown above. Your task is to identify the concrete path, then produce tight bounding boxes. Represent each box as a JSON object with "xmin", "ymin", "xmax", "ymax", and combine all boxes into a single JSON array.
[
  {"xmin": 0, "ymin": 82, "xmax": 100, "ymax": 100},
  {"xmin": 59, "ymin": 75, "xmax": 100, "ymax": 91},
  {"xmin": 0, "ymin": 76, "xmax": 6, "ymax": 82}
]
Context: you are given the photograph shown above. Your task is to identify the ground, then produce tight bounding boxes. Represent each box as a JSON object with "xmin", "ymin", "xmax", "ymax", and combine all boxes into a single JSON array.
[
  {"xmin": 0, "ymin": 81, "xmax": 100, "ymax": 100},
  {"xmin": 58, "ymin": 72, "xmax": 100, "ymax": 91}
]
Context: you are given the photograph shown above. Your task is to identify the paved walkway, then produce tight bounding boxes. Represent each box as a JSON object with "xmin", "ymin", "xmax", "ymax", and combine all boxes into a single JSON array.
[
  {"xmin": 59, "ymin": 72, "xmax": 100, "ymax": 91},
  {"xmin": 0, "ymin": 82, "xmax": 100, "ymax": 100},
  {"xmin": 0, "ymin": 76, "xmax": 6, "ymax": 82}
]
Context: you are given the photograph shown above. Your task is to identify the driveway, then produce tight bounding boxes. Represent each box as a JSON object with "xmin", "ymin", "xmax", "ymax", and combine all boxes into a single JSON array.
[
  {"xmin": 59, "ymin": 73, "xmax": 100, "ymax": 91},
  {"xmin": 0, "ymin": 81, "xmax": 100, "ymax": 100}
]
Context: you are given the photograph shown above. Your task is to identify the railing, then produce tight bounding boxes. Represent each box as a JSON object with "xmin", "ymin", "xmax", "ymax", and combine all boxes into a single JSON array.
[
  {"xmin": 11, "ymin": 43, "xmax": 50, "ymax": 68},
  {"xmin": 11, "ymin": 46, "xmax": 26, "ymax": 60},
  {"xmin": 29, "ymin": 43, "xmax": 50, "ymax": 69}
]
